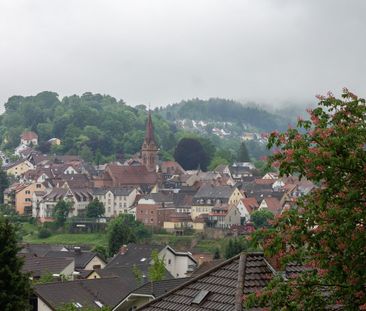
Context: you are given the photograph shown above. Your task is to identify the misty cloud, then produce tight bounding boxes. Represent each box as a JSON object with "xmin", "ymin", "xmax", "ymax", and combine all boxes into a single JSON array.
[{"xmin": 0, "ymin": 0, "xmax": 365, "ymax": 108}]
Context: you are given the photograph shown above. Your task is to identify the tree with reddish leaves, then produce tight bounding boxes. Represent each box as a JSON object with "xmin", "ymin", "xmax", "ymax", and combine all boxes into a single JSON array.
[{"xmin": 245, "ymin": 89, "xmax": 366, "ymax": 310}]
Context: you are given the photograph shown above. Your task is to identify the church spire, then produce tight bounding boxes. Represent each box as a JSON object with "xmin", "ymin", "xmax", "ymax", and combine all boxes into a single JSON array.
[
  {"xmin": 144, "ymin": 111, "xmax": 156, "ymax": 144},
  {"xmin": 141, "ymin": 110, "xmax": 158, "ymax": 172}
]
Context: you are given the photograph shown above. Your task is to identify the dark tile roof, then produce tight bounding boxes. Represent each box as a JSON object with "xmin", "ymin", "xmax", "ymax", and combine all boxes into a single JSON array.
[
  {"xmin": 20, "ymin": 244, "xmax": 66, "ymax": 257},
  {"xmin": 106, "ymin": 243, "xmax": 163, "ymax": 269},
  {"xmin": 44, "ymin": 250, "xmax": 103, "ymax": 270},
  {"xmin": 190, "ymin": 260, "xmax": 226, "ymax": 277},
  {"xmin": 194, "ymin": 184, "xmax": 235, "ymax": 200},
  {"xmin": 138, "ymin": 252, "xmax": 275, "ymax": 311},
  {"xmin": 134, "ymin": 278, "xmax": 191, "ymax": 298},
  {"xmin": 35, "ymin": 277, "xmax": 135, "ymax": 310},
  {"xmin": 21, "ymin": 256, "xmax": 74, "ymax": 278}
]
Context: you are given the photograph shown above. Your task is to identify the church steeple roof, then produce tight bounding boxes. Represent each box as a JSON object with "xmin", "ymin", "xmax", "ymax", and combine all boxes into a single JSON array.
[{"xmin": 144, "ymin": 111, "xmax": 156, "ymax": 145}]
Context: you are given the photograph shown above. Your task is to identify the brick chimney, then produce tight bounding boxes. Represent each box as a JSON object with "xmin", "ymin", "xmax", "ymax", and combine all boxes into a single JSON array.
[{"xmin": 119, "ymin": 245, "xmax": 128, "ymax": 255}]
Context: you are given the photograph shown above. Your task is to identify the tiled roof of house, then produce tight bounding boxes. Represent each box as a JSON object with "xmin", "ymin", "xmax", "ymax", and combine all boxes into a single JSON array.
[
  {"xmin": 21, "ymin": 255, "xmax": 74, "ymax": 278},
  {"xmin": 44, "ymin": 249, "xmax": 104, "ymax": 270},
  {"xmin": 138, "ymin": 252, "xmax": 275, "ymax": 311},
  {"xmin": 107, "ymin": 164, "xmax": 158, "ymax": 185},
  {"xmin": 194, "ymin": 184, "xmax": 235, "ymax": 200},
  {"xmin": 20, "ymin": 244, "xmax": 66, "ymax": 257},
  {"xmin": 190, "ymin": 260, "xmax": 226, "ymax": 277},
  {"xmin": 241, "ymin": 197, "xmax": 259, "ymax": 213},
  {"xmin": 262, "ymin": 197, "xmax": 282, "ymax": 214},
  {"xmin": 134, "ymin": 277, "xmax": 191, "ymax": 298},
  {"xmin": 3, "ymin": 158, "xmax": 30, "ymax": 170},
  {"xmin": 35, "ymin": 277, "xmax": 135, "ymax": 310},
  {"xmin": 106, "ymin": 243, "xmax": 164, "ymax": 269},
  {"xmin": 21, "ymin": 131, "xmax": 38, "ymax": 140}
]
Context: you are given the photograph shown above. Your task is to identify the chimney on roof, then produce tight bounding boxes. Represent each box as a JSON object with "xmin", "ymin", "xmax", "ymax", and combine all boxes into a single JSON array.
[
  {"xmin": 74, "ymin": 246, "xmax": 81, "ymax": 254},
  {"xmin": 119, "ymin": 244, "xmax": 128, "ymax": 255}
]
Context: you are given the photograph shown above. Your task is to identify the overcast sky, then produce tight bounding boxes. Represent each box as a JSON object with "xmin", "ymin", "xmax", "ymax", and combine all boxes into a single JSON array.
[{"xmin": 0, "ymin": 0, "xmax": 365, "ymax": 109}]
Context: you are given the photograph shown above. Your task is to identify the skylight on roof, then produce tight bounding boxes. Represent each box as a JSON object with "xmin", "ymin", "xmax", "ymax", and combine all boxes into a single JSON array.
[
  {"xmin": 95, "ymin": 301, "xmax": 104, "ymax": 308},
  {"xmin": 73, "ymin": 302, "xmax": 83, "ymax": 308},
  {"xmin": 140, "ymin": 257, "xmax": 146, "ymax": 262},
  {"xmin": 192, "ymin": 290, "xmax": 209, "ymax": 305}
]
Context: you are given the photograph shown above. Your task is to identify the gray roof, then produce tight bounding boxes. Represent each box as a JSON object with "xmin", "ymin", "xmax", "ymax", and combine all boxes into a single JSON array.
[
  {"xmin": 194, "ymin": 184, "xmax": 235, "ymax": 200},
  {"xmin": 21, "ymin": 255, "xmax": 73, "ymax": 278},
  {"xmin": 44, "ymin": 250, "xmax": 104, "ymax": 270},
  {"xmin": 106, "ymin": 243, "xmax": 164, "ymax": 269},
  {"xmin": 35, "ymin": 277, "xmax": 135, "ymax": 310},
  {"xmin": 138, "ymin": 252, "xmax": 275, "ymax": 311},
  {"xmin": 134, "ymin": 277, "xmax": 191, "ymax": 298}
]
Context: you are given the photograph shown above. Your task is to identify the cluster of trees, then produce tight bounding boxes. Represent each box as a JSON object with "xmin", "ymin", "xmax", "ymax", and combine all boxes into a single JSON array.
[{"xmin": 1, "ymin": 92, "xmax": 177, "ymax": 163}]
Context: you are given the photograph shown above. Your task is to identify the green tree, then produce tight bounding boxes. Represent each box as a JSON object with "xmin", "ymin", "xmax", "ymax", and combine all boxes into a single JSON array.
[
  {"xmin": 53, "ymin": 200, "xmax": 72, "ymax": 227},
  {"xmin": 79, "ymin": 145, "xmax": 93, "ymax": 163},
  {"xmin": 250, "ymin": 209, "xmax": 274, "ymax": 229},
  {"xmin": 107, "ymin": 214, "xmax": 151, "ymax": 255},
  {"xmin": 148, "ymin": 250, "xmax": 166, "ymax": 281},
  {"xmin": 174, "ymin": 138, "xmax": 209, "ymax": 170},
  {"xmin": 132, "ymin": 264, "xmax": 143, "ymax": 285},
  {"xmin": 0, "ymin": 217, "xmax": 31, "ymax": 310},
  {"xmin": 247, "ymin": 90, "xmax": 366, "ymax": 309},
  {"xmin": 86, "ymin": 199, "xmax": 105, "ymax": 218},
  {"xmin": 224, "ymin": 238, "xmax": 249, "ymax": 259},
  {"xmin": 208, "ymin": 155, "xmax": 229, "ymax": 171},
  {"xmin": 237, "ymin": 141, "xmax": 250, "ymax": 162},
  {"xmin": 35, "ymin": 272, "xmax": 54, "ymax": 284}
]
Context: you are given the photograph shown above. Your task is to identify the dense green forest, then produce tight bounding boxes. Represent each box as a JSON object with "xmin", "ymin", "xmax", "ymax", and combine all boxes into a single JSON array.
[
  {"xmin": 0, "ymin": 92, "xmax": 286, "ymax": 165},
  {"xmin": 159, "ymin": 98, "xmax": 293, "ymax": 132},
  {"xmin": 0, "ymin": 92, "xmax": 178, "ymax": 162}
]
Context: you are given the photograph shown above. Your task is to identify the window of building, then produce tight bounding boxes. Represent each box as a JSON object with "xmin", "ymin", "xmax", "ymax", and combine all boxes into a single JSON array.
[
  {"xmin": 25, "ymin": 190, "xmax": 30, "ymax": 194},
  {"xmin": 168, "ymin": 259, "xmax": 171, "ymax": 265},
  {"xmin": 36, "ymin": 184, "xmax": 41, "ymax": 189}
]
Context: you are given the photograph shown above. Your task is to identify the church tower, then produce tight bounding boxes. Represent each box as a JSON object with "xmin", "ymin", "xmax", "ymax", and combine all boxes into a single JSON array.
[{"xmin": 141, "ymin": 111, "xmax": 158, "ymax": 172}]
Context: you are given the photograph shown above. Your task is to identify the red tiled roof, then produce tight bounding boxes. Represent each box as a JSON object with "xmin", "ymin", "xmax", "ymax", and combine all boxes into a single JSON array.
[
  {"xmin": 255, "ymin": 178, "xmax": 275, "ymax": 185},
  {"xmin": 21, "ymin": 131, "xmax": 38, "ymax": 140},
  {"xmin": 107, "ymin": 164, "xmax": 157, "ymax": 186},
  {"xmin": 241, "ymin": 197, "xmax": 259, "ymax": 213},
  {"xmin": 262, "ymin": 197, "xmax": 282, "ymax": 214}
]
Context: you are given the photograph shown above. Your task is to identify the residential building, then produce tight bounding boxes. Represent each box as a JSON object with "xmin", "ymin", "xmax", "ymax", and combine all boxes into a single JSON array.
[
  {"xmin": 113, "ymin": 277, "xmax": 190, "ymax": 311},
  {"xmin": 15, "ymin": 181, "xmax": 46, "ymax": 215},
  {"xmin": 191, "ymin": 184, "xmax": 243, "ymax": 220},
  {"xmin": 259, "ymin": 197, "xmax": 283, "ymax": 215},
  {"xmin": 136, "ymin": 203, "xmax": 175, "ymax": 227},
  {"xmin": 93, "ymin": 187, "xmax": 138, "ymax": 217},
  {"xmin": 159, "ymin": 246, "xmax": 198, "ymax": 278},
  {"xmin": 21, "ymin": 255, "xmax": 74, "ymax": 281},
  {"xmin": 138, "ymin": 252, "xmax": 275, "ymax": 311},
  {"xmin": 36, "ymin": 186, "xmax": 93, "ymax": 220},
  {"xmin": 207, "ymin": 205, "xmax": 241, "ymax": 229},
  {"xmin": 236, "ymin": 197, "xmax": 259, "ymax": 221},
  {"xmin": 4, "ymin": 159, "xmax": 34, "ymax": 177},
  {"xmin": 20, "ymin": 131, "xmax": 38, "ymax": 146},
  {"xmin": 34, "ymin": 277, "xmax": 136, "ymax": 311},
  {"xmin": 44, "ymin": 247, "xmax": 106, "ymax": 271}
]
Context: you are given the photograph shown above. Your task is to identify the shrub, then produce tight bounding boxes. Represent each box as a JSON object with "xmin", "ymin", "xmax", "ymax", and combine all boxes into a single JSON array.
[{"xmin": 38, "ymin": 228, "xmax": 52, "ymax": 239}]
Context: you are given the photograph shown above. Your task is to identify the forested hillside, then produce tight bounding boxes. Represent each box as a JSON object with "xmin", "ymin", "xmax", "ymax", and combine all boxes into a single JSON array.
[
  {"xmin": 159, "ymin": 98, "xmax": 292, "ymax": 132},
  {"xmin": 0, "ymin": 92, "xmax": 291, "ymax": 164},
  {"xmin": 0, "ymin": 92, "xmax": 177, "ymax": 162}
]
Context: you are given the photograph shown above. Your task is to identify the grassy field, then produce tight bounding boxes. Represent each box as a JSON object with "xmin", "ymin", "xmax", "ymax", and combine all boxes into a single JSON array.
[{"xmin": 19, "ymin": 222, "xmax": 224, "ymax": 254}]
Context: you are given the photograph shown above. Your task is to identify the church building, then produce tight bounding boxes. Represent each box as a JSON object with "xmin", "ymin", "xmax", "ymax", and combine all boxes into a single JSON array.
[{"xmin": 141, "ymin": 111, "xmax": 159, "ymax": 172}]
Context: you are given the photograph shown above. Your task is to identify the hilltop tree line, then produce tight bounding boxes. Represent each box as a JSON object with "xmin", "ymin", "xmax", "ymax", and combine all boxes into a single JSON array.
[
  {"xmin": 159, "ymin": 98, "xmax": 291, "ymax": 132},
  {"xmin": 0, "ymin": 91, "xmax": 258, "ymax": 168}
]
